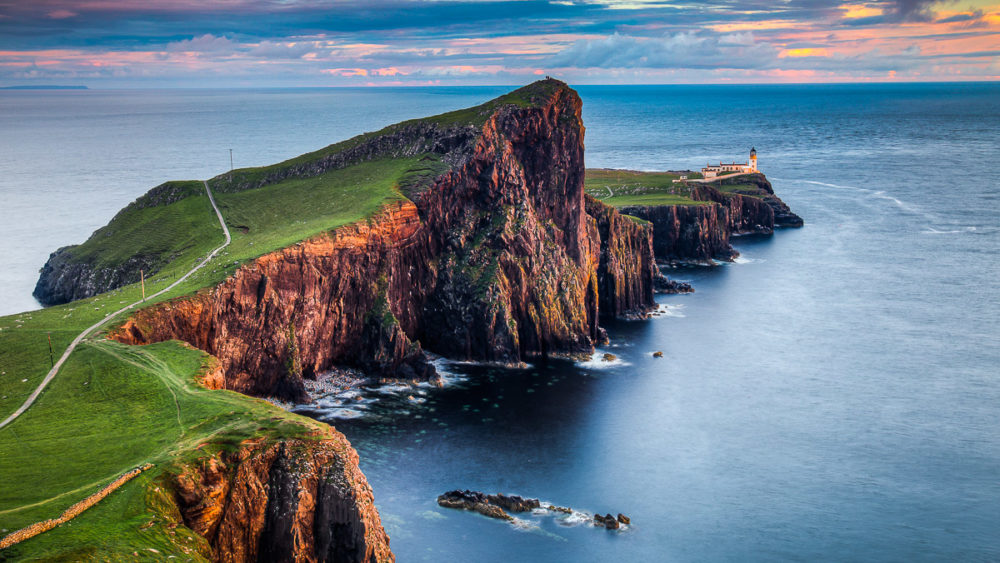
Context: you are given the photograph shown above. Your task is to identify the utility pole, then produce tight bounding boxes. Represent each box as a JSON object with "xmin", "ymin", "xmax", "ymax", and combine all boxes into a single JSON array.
[
  {"xmin": 140, "ymin": 269, "xmax": 146, "ymax": 302},
  {"xmin": 229, "ymin": 148, "xmax": 234, "ymax": 172},
  {"xmin": 47, "ymin": 332, "xmax": 54, "ymax": 368}
]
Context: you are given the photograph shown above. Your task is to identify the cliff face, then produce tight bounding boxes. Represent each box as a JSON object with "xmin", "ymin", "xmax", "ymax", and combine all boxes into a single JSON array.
[
  {"xmin": 110, "ymin": 80, "xmax": 659, "ymax": 401},
  {"xmin": 585, "ymin": 196, "xmax": 658, "ymax": 319},
  {"xmin": 171, "ymin": 434, "xmax": 393, "ymax": 563},
  {"xmin": 619, "ymin": 203, "xmax": 735, "ymax": 264},
  {"xmin": 621, "ymin": 174, "xmax": 803, "ymax": 264},
  {"xmin": 33, "ymin": 248, "xmax": 156, "ymax": 306}
]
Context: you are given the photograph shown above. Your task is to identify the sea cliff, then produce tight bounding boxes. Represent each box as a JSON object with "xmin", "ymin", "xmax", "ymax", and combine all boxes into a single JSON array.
[
  {"xmin": 587, "ymin": 170, "xmax": 803, "ymax": 264},
  {"xmin": 171, "ymin": 434, "xmax": 393, "ymax": 563},
  {"xmin": 108, "ymin": 79, "xmax": 663, "ymax": 402}
]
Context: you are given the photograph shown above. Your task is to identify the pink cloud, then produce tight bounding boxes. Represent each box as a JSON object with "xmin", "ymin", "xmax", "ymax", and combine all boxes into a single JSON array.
[
  {"xmin": 322, "ymin": 68, "xmax": 368, "ymax": 76},
  {"xmin": 47, "ymin": 9, "xmax": 78, "ymax": 19}
]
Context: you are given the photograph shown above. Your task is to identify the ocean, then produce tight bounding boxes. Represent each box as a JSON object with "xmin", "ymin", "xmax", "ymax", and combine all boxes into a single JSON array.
[{"xmin": 1, "ymin": 83, "xmax": 998, "ymax": 561}]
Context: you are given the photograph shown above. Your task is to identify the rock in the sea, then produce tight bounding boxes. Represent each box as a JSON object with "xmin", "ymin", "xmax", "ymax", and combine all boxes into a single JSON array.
[
  {"xmin": 594, "ymin": 512, "xmax": 625, "ymax": 529},
  {"xmin": 602, "ymin": 353, "xmax": 617, "ymax": 362},
  {"xmin": 653, "ymin": 351, "xmax": 663, "ymax": 358},
  {"xmin": 546, "ymin": 505, "xmax": 573, "ymax": 514},
  {"xmin": 436, "ymin": 490, "xmax": 540, "ymax": 522}
]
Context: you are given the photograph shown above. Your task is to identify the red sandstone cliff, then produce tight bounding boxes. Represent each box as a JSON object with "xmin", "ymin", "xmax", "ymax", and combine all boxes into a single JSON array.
[
  {"xmin": 620, "ymin": 173, "xmax": 803, "ymax": 264},
  {"xmin": 585, "ymin": 196, "xmax": 659, "ymax": 319},
  {"xmin": 171, "ymin": 432, "xmax": 393, "ymax": 563},
  {"xmin": 110, "ymin": 79, "xmax": 659, "ymax": 401}
]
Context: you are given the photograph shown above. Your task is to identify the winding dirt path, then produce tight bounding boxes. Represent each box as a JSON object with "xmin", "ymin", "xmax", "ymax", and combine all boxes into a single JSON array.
[{"xmin": 0, "ymin": 181, "xmax": 230, "ymax": 431}]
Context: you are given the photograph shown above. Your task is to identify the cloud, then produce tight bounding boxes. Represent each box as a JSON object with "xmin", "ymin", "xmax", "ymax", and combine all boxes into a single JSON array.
[
  {"xmin": 936, "ymin": 9, "xmax": 984, "ymax": 24},
  {"xmin": 842, "ymin": 0, "xmax": 943, "ymax": 25},
  {"xmin": 248, "ymin": 40, "xmax": 319, "ymax": 59},
  {"xmin": 166, "ymin": 34, "xmax": 238, "ymax": 53},
  {"xmin": 46, "ymin": 9, "xmax": 77, "ymax": 19},
  {"xmin": 891, "ymin": 0, "xmax": 938, "ymax": 22},
  {"xmin": 547, "ymin": 32, "xmax": 778, "ymax": 70}
]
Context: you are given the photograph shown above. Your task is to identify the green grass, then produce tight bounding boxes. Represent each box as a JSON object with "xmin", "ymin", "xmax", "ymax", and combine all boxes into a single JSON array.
[
  {"xmin": 584, "ymin": 169, "xmax": 709, "ymax": 207},
  {"xmin": 209, "ymin": 79, "xmax": 565, "ymax": 194},
  {"xmin": 55, "ymin": 181, "xmax": 221, "ymax": 272},
  {"xmin": 0, "ymin": 154, "xmax": 411, "ymax": 562},
  {"xmin": 711, "ymin": 182, "xmax": 764, "ymax": 196},
  {"xmin": 0, "ymin": 315, "xmax": 324, "ymax": 559},
  {"xmin": 0, "ymin": 79, "xmax": 573, "ymax": 559}
]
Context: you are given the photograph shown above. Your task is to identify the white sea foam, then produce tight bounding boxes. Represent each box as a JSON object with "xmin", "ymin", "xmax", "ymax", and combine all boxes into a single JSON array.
[
  {"xmin": 428, "ymin": 357, "xmax": 470, "ymax": 386},
  {"xmin": 556, "ymin": 510, "xmax": 594, "ymax": 527},
  {"xmin": 578, "ymin": 350, "xmax": 632, "ymax": 369},
  {"xmin": 318, "ymin": 408, "xmax": 366, "ymax": 421},
  {"xmin": 653, "ymin": 303, "xmax": 685, "ymax": 318},
  {"xmin": 374, "ymin": 382, "xmax": 412, "ymax": 395},
  {"xmin": 921, "ymin": 226, "xmax": 980, "ymax": 235}
]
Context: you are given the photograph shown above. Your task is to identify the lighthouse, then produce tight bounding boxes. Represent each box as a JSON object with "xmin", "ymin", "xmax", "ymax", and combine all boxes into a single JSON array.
[{"xmin": 749, "ymin": 147, "xmax": 757, "ymax": 172}]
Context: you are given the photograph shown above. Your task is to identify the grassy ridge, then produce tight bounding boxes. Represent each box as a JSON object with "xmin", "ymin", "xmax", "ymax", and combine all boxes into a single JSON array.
[
  {"xmin": 0, "ymin": 328, "xmax": 325, "ymax": 559},
  {"xmin": 58, "ymin": 181, "xmax": 218, "ymax": 272},
  {"xmin": 584, "ymin": 168, "xmax": 709, "ymax": 207},
  {"xmin": 0, "ymin": 80, "xmax": 571, "ymax": 559},
  {"xmin": 584, "ymin": 169, "xmax": 769, "ymax": 207},
  {"xmin": 209, "ymin": 79, "xmax": 563, "ymax": 194}
]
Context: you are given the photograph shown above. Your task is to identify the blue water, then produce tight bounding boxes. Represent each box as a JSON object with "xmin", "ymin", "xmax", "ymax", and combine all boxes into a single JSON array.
[{"xmin": 1, "ymin": 84, "xmax": 998, "ymax": 561}]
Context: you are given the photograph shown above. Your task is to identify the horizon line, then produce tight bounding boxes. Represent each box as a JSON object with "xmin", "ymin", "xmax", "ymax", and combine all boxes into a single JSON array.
[{"xmin": 3, "ymin": 79, "xmax": 999, "ymax": 91}]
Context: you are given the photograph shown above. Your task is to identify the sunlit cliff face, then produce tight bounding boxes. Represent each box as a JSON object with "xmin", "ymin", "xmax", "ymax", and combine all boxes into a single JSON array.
[{"xmin": 0, "ymin": 0, "xmax": 997, "ymax": 86}]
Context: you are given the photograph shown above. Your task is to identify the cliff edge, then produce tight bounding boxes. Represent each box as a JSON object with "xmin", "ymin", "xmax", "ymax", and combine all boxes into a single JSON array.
[
  {"xmin": 104, "ymin": 79, "xmax": 664, "ymax": 402},
  {"xmin": 585, "ymin": 169, "xmax": 803, "ymax": 264}
]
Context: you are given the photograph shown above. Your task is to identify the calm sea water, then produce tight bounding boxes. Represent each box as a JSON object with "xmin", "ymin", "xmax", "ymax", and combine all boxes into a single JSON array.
[{"xmin": 1, "ymin": 84, "xmax": 998, "ymax": 561}]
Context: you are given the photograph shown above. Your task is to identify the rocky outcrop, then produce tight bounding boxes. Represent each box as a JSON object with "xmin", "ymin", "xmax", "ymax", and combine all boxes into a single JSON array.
[
  {"xmin": 621, "ymin": 173, "xmax": 802, "ymax": 264},
  {"xmin": 33, "ymin": 180, "xmax": 206, "ymax": 305},
  {"xmin": 436, "ymin": 490, "xmax": 540, "ymax": 521},
  {"xmin": 171, "ymin": 435, "xmax": 393, "ymax": 563},
  {"xmin": 110, "ymin": 80, "xmax": 661, "ymax": 401},
  {"xmin": 33, "ymin": 248, "xmax": 157, "ymax": 306}
]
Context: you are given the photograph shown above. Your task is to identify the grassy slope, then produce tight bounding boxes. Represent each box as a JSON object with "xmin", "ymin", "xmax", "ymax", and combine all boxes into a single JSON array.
[
  {"xmin": 0, "ymin": 81, "xmax": 569, "ymax": 559},
  {"xmin": 584, "ymin": 168, "xmax": 770, "ymax": 208},
  {"xmin": 60, "ymin": 181, "xmax": 213, "ymax": 271},
  {"xmin": 584, "ymin": 168, "xmax": 709, "ymax": 207},
  {"xmin": 0, "ymin": 158, "xmax": 414, "ymax": 559}
]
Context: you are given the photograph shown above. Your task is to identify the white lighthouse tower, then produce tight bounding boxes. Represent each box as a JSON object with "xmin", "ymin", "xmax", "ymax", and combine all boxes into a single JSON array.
[{"xmin": 749, "ymin": 147, "xmax": 757, "ymax": 172}]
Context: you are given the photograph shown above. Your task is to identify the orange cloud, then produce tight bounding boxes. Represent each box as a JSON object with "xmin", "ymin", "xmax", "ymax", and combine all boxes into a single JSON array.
[
  {"xmin": 841, "ymin": 4, "xmax": 884, "ymax": 19},
  {"xmin": 780, "ymin": 48, "xmax": 831, "ymax": 58},
  {"xmin": 322, "ymin": 68, "xmax": 368, "ymax": 76}
]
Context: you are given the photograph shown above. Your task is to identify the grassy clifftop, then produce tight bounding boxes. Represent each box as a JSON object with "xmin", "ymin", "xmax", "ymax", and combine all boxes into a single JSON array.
[
  {"xmin": 584, "ymin": 168, "xmax": 770, "ymax": 207},
  {"xmin": 1, "ymin": 79, "xmax": 573, "ymax": 559}
]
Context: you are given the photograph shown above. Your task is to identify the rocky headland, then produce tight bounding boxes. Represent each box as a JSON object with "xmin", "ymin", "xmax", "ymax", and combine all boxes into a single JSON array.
[
  {"xmin": 106, "ymin": 79, "xmax": 670, "ymax": 404},
  {"xmin": 22, "ymin": 79, "xmax": 801, "ymax": 561},
  {"xmin": 585, "ymin": 169, "xmax": 803, "ymax": 264}
]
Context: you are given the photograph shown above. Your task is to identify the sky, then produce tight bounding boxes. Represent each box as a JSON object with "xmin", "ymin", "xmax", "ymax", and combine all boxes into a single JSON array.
[{"xmin": 0, "ymin": 0, "xmax": 998, "ymax": 87}]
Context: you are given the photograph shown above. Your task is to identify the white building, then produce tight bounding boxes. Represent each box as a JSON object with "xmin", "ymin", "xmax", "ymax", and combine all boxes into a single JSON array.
[{"xmin": 702, "ymin": 147, "xmax": 757, "ymax": 179}]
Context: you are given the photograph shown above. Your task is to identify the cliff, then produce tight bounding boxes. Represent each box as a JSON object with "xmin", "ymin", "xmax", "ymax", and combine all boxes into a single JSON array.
[
  {"xmin": 584, "ymin": 196, "xmax": 660, "ymax": 319},
  {"xmin": 171, "ymin": 434, "xmax": 393, "ymax": 563},
  {"xmin": 107, "ymin": 80, "xmax": 661, "ymax": 402},
  {"xmin": 606, "ymin": 172, "xmax": 802, "ymax": 263}
]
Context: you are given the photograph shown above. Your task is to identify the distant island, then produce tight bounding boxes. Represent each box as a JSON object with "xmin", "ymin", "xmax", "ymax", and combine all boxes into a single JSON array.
[{"xmin": 0, "ymin": 85, "xmax": 88, "ymax": 90}]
